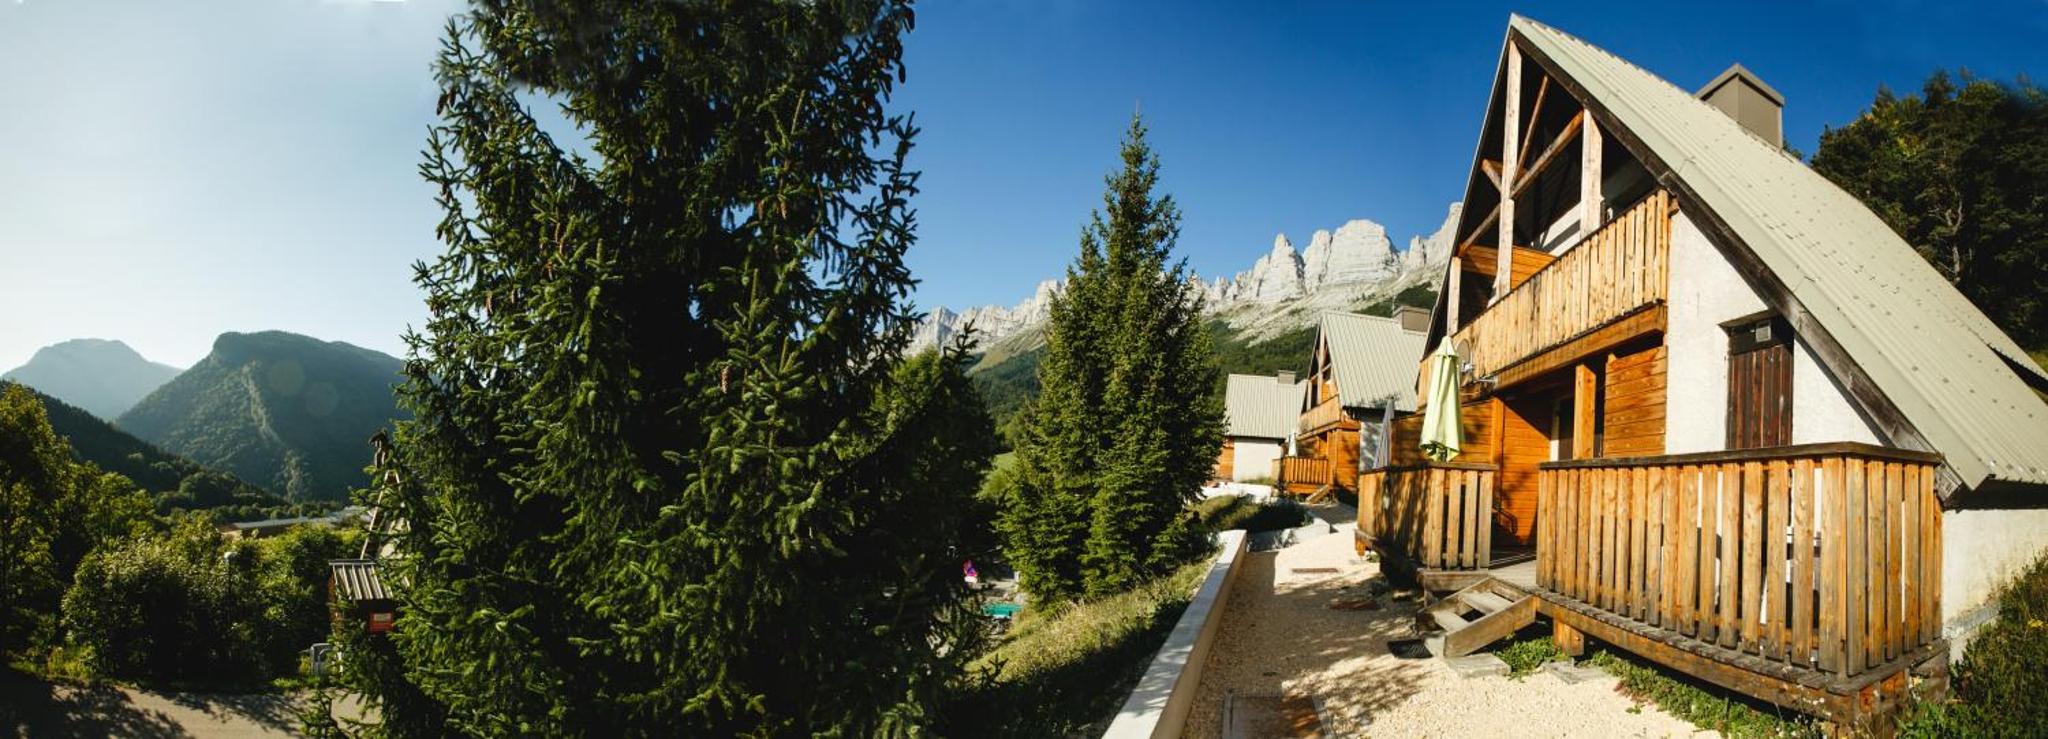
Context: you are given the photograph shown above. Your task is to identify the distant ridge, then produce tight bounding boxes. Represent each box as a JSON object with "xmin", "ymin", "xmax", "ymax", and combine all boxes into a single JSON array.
[
  {"xmin": 2, "ymin": 338, "xmax": 182, "ymax": 420},
  {"xmin": 118, "ymin": 331, "xmax": 407, "ymax": 502}
]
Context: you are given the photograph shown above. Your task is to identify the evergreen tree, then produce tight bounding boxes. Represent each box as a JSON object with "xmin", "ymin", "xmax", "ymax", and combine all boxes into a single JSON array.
[
  {"xmin": 1812, "ymin": 71, "xmax": 2048, "ymax": 351},
  {"xmin": 349, "ymin": 2, "xmax": 994, "ymax": 735},
  {"xmin": 0, "ymin": 384, "xmax": 67, "ymax": 653},
  {"xmin": 999, "ymin": 117, "xmax": 1223, "ymax": 603}
]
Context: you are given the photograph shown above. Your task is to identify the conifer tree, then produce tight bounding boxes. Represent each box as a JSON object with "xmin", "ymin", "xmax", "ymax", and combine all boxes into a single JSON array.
[
  {"xmin": 999, "ymin": 117, "xmax": 1223, "ymax": 603},
  {"xmin": 350, "ymin": 2, "xmax": 996, "ymax": 735}
]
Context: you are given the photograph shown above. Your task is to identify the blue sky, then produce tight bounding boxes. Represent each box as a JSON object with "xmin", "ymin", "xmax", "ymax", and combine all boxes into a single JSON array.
[{"xmin": 2, "ymin": 1, "xmax": 2042, "ymax": 370}]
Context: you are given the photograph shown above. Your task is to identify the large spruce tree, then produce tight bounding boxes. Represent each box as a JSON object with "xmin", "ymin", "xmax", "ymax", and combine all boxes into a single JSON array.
[
  {"xmin": 1000, "ymin": 117, "xmax": 1223, "ymax": 603},
  {"xmin": 352, "ymin": 3, "xmax": 996, "ymax": 735}
]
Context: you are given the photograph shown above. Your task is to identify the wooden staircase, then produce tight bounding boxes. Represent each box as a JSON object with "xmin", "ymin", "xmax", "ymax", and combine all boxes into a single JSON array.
[{"xmin": 1421, "ymin": 577, "xmax": 1537, "ymax": 658}]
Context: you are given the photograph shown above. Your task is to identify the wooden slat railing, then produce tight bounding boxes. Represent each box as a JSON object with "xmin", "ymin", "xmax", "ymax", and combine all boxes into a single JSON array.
[
  {"xmin": 1536, "ymin": 443, "xmax": 1943, "ymax": 679},
  {"xmin": 1359, "ymin": 462, "xmax": 1498, "ymax": 570},
  {"xmin": 1451, "ymin": 189, "xmax": 1673, "ymax": 381},
  {"xmin": 1299, "ymin": 395, "xmax": 1345, "ymax": 434},
  {"xmin": 1275, "ymin": 456, "xmax": 1333, "ymax": 492}
]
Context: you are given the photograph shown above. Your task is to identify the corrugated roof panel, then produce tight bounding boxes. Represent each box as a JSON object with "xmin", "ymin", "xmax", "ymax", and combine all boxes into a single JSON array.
[
  {"xmin": 1224, "ymin": 373, "xmax": 1304, "ymax": 439},
  {"xmin": 1320, "ymin": 313, "xmax": 1429, "ymax": 413},
  {"xmin": 330, "ymin": 559, "xmax": 392, "ymax": 602},
  {"xmin": 1512, "ymin": 16, "xmax": 2048, "ymax": 488}
]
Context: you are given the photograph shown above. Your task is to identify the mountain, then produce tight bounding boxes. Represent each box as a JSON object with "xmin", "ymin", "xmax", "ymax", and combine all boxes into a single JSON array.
[
  {"xmin": 936, "ymin": 203, "xmax": 1461, "ymax": 427},
  {"xmin": 117, "ymin": 331, "xmax": 407, "ymax": 502},
  {"xmin": 2, "ymin": 338, "xmax": 182, "ymax": 420},
  {"xmin": 5, "ymin": 380, "xmax": 290, "ymax": 517}
]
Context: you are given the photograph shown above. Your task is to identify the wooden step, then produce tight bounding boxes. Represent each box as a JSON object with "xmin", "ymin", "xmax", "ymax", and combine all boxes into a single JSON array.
[{"xmin": 1423, "ymin": 577, "xmax": 1540, "ymax": 658}]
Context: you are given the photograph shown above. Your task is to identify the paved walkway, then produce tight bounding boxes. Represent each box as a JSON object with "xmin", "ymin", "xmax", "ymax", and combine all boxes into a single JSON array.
[
  {"xmin": 1, "ymin": 670, "xmax": 317, "ymax": 738},
  {"xmin": 1182, "ymin": 505, "xmax": 1706, "ymax": 738}
]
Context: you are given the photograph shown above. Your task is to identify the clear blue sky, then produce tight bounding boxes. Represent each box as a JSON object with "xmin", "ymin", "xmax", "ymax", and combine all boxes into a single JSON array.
[{"xmin": 2, "ymin": 0, "xmax": 2041, "ymax": 370}]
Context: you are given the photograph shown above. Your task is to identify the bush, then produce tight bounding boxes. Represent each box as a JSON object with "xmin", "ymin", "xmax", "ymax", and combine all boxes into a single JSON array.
[
  {"xmin": 1194, "ymin": 495, "xmax": 1308, "ymax": 533},
  {"xmin": 61, "ymin": 521, "xmax": 267, "ymax": 683},
  {"xmin": 59, "ymin": 520, "xmax": 357, "ymax": 685},
  {"xmin": 1898, "ymin": 553, "xmax": 2048, "ymax": 737},
  {"xmin": 1496, "ymin": 633, "xmax": 1565, "ymax": 677}
]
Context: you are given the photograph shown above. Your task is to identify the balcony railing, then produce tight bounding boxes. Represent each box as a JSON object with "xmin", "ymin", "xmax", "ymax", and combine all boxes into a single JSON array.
[
  {"xmin": 1274, "ymin": 456, "xmax": 1334, "ymax": 493},
  {"xmin": 1358, "ymin": 462, "xmax": 1498, "ymax": 570},
  {"xmin": 1536, "ymin": 443, "xmax": 1943, "ymax": 679},
  {"xmin": 1451, "ymin": 189, "xmax": 1673, "ymax": 381},
  {"xmin": 1299, "ymin": 395, "xmax": 1346, "ymax": 434}
]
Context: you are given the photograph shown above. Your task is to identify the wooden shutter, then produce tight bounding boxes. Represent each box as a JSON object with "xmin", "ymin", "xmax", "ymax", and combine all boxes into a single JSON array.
[{"xmin": 1726, "ymin": 316, "xmax": 1793, "ymax": 449}]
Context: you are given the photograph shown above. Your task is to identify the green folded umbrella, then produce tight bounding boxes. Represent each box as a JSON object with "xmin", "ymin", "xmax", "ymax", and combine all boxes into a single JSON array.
[{"xmin": 1420, "ymin": 341, "xmax": 1462, "ymax": 462}]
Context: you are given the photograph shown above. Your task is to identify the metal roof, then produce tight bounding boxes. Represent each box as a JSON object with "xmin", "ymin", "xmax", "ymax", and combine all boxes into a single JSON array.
[
  {"xmin": 1224, "ymin": 374, "xmax": 1304, "ymax": 439},
  {"xmin": 1510, "ymin": 16, "xmax": 2048, "ymax": 489},
  {"xmin": 329, "ymin": 559, "xmax": 393, "ymax": 602},
  {"xmin": 1318, "ymin": 312, "xmax": 1428, "ymax": 413}
]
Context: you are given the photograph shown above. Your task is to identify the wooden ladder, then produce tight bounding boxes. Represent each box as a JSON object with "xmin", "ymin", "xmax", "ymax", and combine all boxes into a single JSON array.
[{"xmin": 1422, "ymin": 577, "xmax": 1537, "ymax": 658}]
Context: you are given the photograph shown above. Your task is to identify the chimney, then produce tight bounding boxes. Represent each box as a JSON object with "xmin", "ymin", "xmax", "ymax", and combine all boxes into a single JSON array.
[
  {"xmin": 1394, "ymin": 305, "xmax": 1431, "ymax": 333},
  {"xmin": 1697, "ymin": 63, "xmax": 1784, "ymax": 147},
  {"xmin": 1276, "ymin": 370, "xmax": 1297, "ymax": 385}
]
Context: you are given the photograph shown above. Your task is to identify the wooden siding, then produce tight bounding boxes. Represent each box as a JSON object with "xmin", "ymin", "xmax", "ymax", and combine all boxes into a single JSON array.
[
  {"xmin": 1215, "ymin": 438, "xmax": 1236, "ymax": 480},
  {"xmin": 1449, "ymin": 189, "xmax": 1673, "ymax": 382},
  {"xmin": 1535, "ymin": 444, "xmax": 1942, "ymax": 680},
  {"xmin": 1603, "ymin": 344, "xmax": 1667, "ymax": 457},
  {"xmin": 1359, "ymin": 463, "xmax": 1498, "ymax": 570},
  {"xmin": 1300, "ymin": 395, "xmax": 1347, "ymax": 435},
  {"xmin": 1390, "ymin": 400, "xmax": 1497, "ymax": 467}
]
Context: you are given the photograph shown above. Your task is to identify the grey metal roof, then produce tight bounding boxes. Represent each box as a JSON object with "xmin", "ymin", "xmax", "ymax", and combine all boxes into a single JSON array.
[
  {"xmin": 1319, "ymin": 312, "xmax": 1428, "ymax": 413},
  {"xmin": 1224, "ymin": 374, "xmax": 1304, "ymax": 439},
  {"xmin": 1511, "ymin": 16, "xmax": 2048, "ymax": 489},
  {"xmin": 329, "ymin": 559, "xmax": 392, "ymax": 602}
]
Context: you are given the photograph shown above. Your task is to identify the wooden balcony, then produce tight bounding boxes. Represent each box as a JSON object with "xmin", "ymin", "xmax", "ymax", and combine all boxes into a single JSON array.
[
  {"xmin": 1534, "ymin": 443, "xmax": 1945, "ymax": 722},
  {"xmin": 1357, "ymin": 462, "xmax": 1498, "ymax": 571},
  {"xmin": 1451, "ymin": 189, "xmax": 1673, "ymax": 383},
  {"xmin": 1298, "ymin": 395, "xmax": 1347, "ymax": 435}
]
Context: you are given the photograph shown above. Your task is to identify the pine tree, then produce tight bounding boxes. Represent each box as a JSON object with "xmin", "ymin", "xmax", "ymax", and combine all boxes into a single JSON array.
[
  {"xmin": 1000, "ymin": 117, "xmax": 1223, "ymax": 603},
  {"xmin": 349, "ymin": 3, "xmax": 996, "ymax": 735}
]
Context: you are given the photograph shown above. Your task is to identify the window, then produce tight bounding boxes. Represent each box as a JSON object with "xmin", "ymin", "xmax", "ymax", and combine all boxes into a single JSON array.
[{"xmin": 1726, "ymin": 315, "xmax": 1793, "ymax": 449}]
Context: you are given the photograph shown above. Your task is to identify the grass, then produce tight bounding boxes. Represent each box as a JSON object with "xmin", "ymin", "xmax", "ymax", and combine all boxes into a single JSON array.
[
  {"xmin": 1896, "ymin": 552, "xmax": 2048, "ymax": 737},
  {"xmin": 1584, "ymin": 650, "xmax": 1819, "ymax": 738},
  {"xmin": 1192, "ymin": 494, "xmax": 1308, "ymax": 532},
  {"xmin": 941, "ymin": 558, "xmax": 1213, "ymax": 737}
]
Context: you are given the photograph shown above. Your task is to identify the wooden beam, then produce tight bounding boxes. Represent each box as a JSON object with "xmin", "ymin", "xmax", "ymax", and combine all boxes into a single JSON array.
[
  {"xmin": 1510, "ymin": 111, "xmax": 1585, "ymax": 201},
  {"xmin": 1580, "ymin": 114, "xmax": 1603, "ymax": 234},
  {"xmin": 1497, "ymin": 44, "xmax": 1521, "ymax": 301},
  {"xmin": 1459, "ymin": 244, "xmax": 1556, "ymax": 290},
  {"xmin": 1480, "ymin": 159, "xmax": 1503, "ymax": 191},
  {"xmin": 1515, "ymin": 75, "xmax": 1553, "ymax": 174},
  {"xmin": 1573, "ymin": 362, "xmax": 1598, "ymax": 460},
  {"xmin": 1447, "ymin": 256, "xmax": 1463, "ymax": 334}
]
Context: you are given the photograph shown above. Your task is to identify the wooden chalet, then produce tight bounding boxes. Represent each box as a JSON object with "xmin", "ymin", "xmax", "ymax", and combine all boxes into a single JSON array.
[
  {"xmin": 1275, "ymin": 308, "xmax": 1429, "ymax": 495},
  {"xmin": 1349, "ymin": 16, "xmax": 2048, "ymax": 730},
  {"xmin": 1216, "ymin": 371, "xmax": 1306, "ymax": 483}
]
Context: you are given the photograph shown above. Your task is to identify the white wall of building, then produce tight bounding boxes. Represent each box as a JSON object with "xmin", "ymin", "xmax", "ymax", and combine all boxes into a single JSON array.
[
  {"xmin": 1943, "ymin": 508, "xmax": 2048, "ymax": 629},
  {"xmin": 1662, "ymin": 212, "xmax": 1882, "ymax": 453},
  {"xmin": 1229, "ymin": 437, "xmax": 1283, "ymax": 483}
]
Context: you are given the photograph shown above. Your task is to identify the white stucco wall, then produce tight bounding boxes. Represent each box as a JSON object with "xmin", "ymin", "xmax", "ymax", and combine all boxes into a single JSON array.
[
  {"xmin": 1943, "ymin": 507, "xmax": 2048, "ymax": 631},
  {"xmin": 1229, "ymin": 438, "xmax": 1283, "ymax": 483},
  {"xmin": 1662, "ymin": 212, "xmax": 1881, "ymax": 454}
]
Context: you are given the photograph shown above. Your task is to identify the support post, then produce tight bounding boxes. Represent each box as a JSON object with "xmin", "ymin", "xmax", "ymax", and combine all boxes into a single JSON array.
[
  {"xmin": 1447, "ymin": 256, "xmax": 1463, "ymax": 334},
  {"xmin": 1554, "ymin": 619, "xmax": 1586, "ymax": 657},
  {"xmin": 1580, "ymin": 114, "xmax": 1603, "ymax": 235},
  {"xmin": 1573, "ymin": 362, "xmax": 1598, "ymax": 460},
  {"xmin": 1496, "ymin": 43, "xmax": 1521, "ymax": 300}
]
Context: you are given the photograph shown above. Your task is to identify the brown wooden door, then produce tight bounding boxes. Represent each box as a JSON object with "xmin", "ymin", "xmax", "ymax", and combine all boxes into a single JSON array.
[{"xmin": 1726, "ymin": 316, "xmax": 1792, "ymax": 449}]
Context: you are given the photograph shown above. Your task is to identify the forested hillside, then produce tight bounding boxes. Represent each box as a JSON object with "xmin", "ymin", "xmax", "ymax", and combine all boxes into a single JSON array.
[
  {"xmin": 5, "ymin": 382, "xmax": 305, "ymax": 521},
  {"xmin": 117, "ymin": 331, "xmax": 405, "ymax": 502}
]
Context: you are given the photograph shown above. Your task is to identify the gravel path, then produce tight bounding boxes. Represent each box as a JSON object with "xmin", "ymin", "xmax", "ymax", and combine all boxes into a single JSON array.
[{"xmin": 1183, "ymin": 508, "xmax": 1707, "ymax": 738}]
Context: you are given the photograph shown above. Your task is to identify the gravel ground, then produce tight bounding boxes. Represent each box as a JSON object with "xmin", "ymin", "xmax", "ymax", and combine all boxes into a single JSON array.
[{"xmin": 1183, "ymin": 508, "xmax": 1707, "ymax": 738}]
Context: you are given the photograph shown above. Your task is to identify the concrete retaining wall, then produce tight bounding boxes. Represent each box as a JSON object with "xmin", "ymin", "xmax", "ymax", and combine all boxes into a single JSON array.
[{"xmin": 1101, "ymin": 529, "xmax": 1250, "ymax": 739}]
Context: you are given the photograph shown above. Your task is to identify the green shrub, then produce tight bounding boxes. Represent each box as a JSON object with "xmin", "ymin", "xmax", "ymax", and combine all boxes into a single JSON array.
[
  {"xmin": 1898, "ymin": 553, "xmax": 2048, "ymax": 737},
  {"xmin": 1496, "ymin": 634, "xmax": 1565, "ymax": 677},
  {"xmin": 61, "ymin": 521, "xmax": 267, "ymax": 683},
  {"xmin": 1194, "ymin": 495, "xmax": 1308, "ymax": 533}
]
